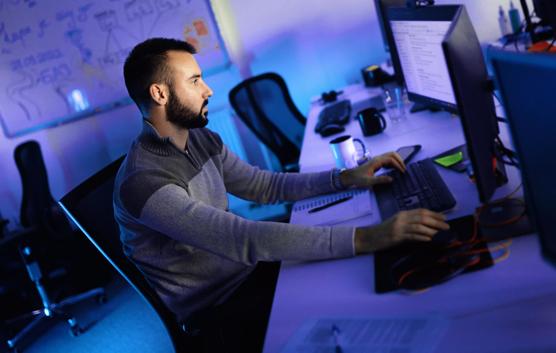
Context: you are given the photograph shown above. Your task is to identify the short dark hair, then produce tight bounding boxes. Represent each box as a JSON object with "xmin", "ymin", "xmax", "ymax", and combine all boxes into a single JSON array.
[{"xmin": 123, "ymin": 38, "xmax": 196, "ymax": 112}]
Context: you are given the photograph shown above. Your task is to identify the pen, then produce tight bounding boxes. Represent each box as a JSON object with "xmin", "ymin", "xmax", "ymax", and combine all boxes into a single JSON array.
[
  {"xmin": 331, "ymin": 324, "xmax": 344, "ymax": 353},
  {"xmin": 308, "ymin": 195, "xmax": 353, "ymax": 214}
]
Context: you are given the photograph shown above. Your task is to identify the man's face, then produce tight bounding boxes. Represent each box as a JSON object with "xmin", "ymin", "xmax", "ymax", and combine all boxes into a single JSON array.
[{"xmin": 164, "ymin": 51, "xmax": 213, "ymax": 129}]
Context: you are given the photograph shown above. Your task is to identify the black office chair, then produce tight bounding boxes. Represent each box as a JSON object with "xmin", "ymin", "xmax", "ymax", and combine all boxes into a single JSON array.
[
  {"xmin": 229, "ymin": 72, "xmax": 306, "ymax": 172},
  {"xmin": 6, "ymin": 141, "xmax": 107, "ymax": 351},
  {"xmin": 58, "ymin": 156, "xmax": 197, "ymax": 353}
]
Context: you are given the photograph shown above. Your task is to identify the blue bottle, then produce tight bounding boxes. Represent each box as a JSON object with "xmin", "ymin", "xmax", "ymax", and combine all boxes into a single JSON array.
[{"xmin": 509, "ymin": 1, "xmax": 521, "ymax": 33}]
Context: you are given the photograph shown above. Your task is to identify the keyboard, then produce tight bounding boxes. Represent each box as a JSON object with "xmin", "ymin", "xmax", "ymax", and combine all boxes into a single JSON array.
[
  {"xmin": 374, "ymin": 158, "xmax": 456, "ymax": 219},
  {"xmin": 314, "ymin": 99, "xmax": 351, "ymax": 133}
]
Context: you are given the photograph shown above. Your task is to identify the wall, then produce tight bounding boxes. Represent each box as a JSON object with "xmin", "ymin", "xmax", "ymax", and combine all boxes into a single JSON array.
[
  {"xmin": 0, "ymin": 0, "xmax": 535, "ymax": 223},
  {"xmin": 225, "ymin": 0, "xmax": 534, "ymax": 114}
]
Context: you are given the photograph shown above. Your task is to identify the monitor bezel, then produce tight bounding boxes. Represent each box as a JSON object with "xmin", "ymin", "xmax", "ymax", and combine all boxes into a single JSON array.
[{"xmin": 375, "ymin": 0, "xmax": 407, "ymax": 85}]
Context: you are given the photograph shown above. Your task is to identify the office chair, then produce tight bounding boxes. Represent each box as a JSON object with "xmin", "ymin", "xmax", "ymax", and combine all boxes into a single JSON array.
[
  {"xmin": 58, "ymin": 156, "xmax": 198, "ymax": 353},
  {"xmin": 6, "ymin": 141, "xmax": 106, "ymax": 351},
  {"xmin": 229, "ymin": 72, "xmax": 306, "ymax": 172}
]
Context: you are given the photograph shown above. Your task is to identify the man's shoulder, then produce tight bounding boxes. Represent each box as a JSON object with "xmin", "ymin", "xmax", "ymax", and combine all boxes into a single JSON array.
[
  {"xmin": 114, "ymin": 151, "xmax": 184, "ymax": 218},
  {"xmin": 193, "ymin": 127, "xmax": 223, "ymax": 144}
]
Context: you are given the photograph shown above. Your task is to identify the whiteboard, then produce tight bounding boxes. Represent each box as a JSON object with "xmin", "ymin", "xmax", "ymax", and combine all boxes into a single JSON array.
[{"xmin": 0, "ymin": 0, "xmax": 229, "ymax": 137}]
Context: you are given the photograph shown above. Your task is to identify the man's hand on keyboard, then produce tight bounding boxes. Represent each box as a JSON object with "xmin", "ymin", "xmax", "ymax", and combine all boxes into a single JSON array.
[
  {"xmin": 354, "ymin": 209, "xmax": 450, "ymax": 254},
  {"xmin": 340, "ymin": 152, "xmax": 406, "ymax": 188}
]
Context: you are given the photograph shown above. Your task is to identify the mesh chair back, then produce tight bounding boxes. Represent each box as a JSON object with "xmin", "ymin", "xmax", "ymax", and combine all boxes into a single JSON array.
[{"xmin": 229, "ymin": 73, "xmax": 306, "ymax": 171}]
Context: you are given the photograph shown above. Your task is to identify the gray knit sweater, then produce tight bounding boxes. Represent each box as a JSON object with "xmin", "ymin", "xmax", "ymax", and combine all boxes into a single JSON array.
[{"xmin": 113, "ymin": 121, "xmax": 355, "ymax": 321}]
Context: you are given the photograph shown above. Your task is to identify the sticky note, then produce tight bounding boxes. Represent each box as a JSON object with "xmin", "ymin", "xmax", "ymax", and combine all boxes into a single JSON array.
[{"xmin": 434, "ymin": 151, "xmax": 463, "ymax": 167}]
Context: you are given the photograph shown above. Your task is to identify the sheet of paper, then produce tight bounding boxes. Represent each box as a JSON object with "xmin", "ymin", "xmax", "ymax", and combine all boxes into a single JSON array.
[
  {"xmin": 280, "ymin": 316, "xmax": 448, "ymax": 353},
  {"xmin": 290, "ymin": 189, "xmax": 373, "ymax": 226}
]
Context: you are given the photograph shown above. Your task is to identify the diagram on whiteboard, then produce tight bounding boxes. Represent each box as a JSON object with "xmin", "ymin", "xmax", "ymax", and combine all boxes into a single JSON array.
[{"xmin": 0, "ymin": 0, "xmax": 228, "ymax": 137}]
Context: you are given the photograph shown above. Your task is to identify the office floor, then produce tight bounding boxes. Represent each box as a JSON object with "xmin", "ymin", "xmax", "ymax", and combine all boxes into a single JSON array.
[{"xmin": 1, "ymin": 276, "xmax": 173, "ymax": 353}]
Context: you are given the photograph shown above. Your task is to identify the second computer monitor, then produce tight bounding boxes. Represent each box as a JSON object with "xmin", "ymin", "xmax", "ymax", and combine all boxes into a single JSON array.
[
  {"xmin": 442, "ymin": 5, "xmax": 502, "ymax": 203},
  {"xmin": 387, "ymin": 5, "xmax": 458, "ymax": 112},
  {"xmin": 489, "ymin": 49, "xmax": 556, "ymax": 267}
]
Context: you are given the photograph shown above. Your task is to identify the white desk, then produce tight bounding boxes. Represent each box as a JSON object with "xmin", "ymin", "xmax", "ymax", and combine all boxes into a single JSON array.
[{"xmin": 263, "ymin": 84, "xmax": 556, "ymax": 353}]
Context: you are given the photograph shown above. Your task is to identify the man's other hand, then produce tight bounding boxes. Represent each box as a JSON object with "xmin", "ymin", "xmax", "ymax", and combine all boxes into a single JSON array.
[{"xmin": 354, "ymin": 209, "xmax": 450, "ymax": 254}]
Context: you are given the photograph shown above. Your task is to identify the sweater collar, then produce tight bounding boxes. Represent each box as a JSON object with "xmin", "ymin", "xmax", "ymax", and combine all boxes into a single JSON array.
[{"xmin": 138, "ymin": 119, "xmax": 187, "ymax": 156}]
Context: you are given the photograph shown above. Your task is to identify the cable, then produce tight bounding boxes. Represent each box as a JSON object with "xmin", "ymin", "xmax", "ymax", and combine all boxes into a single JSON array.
[
  {"xmin": 393, "ymin": 183, "xmax": 523, "ymax": 291},
  {"xmin": 392, "ymin": 180, "xmax": 524, "ymax": 292},
  {"xmin": 495, "ymin": 136, "xmax": 520, "ymax": 169},
  {"xmin": 546, "ymin": 38, "xmax": 555, "ymax": 52}
]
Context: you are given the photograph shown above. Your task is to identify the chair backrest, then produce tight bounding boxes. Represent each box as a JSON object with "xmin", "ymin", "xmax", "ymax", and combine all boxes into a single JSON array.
[
  {"xmin": 58, "ymin": 156, "xmax": 187, "ymax": 352},
  {"xmin": 14, "ymin": 141, "xmax": 56, "ymax": 228},
  {"xmin": 229, "ymin": 72, "xmax": 306, "ymax": 171}
]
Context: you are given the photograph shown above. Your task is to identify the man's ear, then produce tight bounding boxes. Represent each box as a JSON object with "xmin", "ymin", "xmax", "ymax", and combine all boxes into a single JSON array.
[{"xmin": 149, "ymin": 83, "xmax": 169, "ymax": 106}]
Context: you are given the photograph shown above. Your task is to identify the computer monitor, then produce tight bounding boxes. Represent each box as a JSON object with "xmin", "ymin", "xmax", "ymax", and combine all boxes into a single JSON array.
[
  {"xmin": 374, "ymin": 0, "xmax": 406, "ymax": 84},
  {"xmin": 533, "ymin": 0, "xmax": 556, "ymax": 30},
  {"xmin": 386, "ymin": 5, "xmax": 458, "ymax": 113},
  {"xmin": 520, "ymin": 0, "xmax": 556, "ymax": 42},
  {"xmin": 489, "ymin": 49, "xmax": 556, "ymax": 266},
  {"xmin": 441, "ymin": 5, "xmax": 505, "ymax": 204}
]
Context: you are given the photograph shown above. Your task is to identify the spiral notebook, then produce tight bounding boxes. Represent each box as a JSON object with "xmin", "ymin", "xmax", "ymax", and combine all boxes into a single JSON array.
[{"xmin": 291, "ymin": 189, "xmax": 373, "ymax": 226}]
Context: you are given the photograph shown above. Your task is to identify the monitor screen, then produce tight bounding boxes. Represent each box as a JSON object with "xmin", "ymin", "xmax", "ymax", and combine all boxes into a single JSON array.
[
  {"xmin": 489, "ymin": 49, "xmax": 556, "ymax": 267},
  {"xmin": 442, "ymin": 5, "xmax": 503, "ymax": 203},
  {"xmin": 387, "ymin": 6, "xmax": 458, "ymax": 112}
]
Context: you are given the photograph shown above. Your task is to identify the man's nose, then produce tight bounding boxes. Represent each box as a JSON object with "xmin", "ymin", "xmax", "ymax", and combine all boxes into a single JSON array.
[{"xmin": 203, "ymin": 82, "xmax": 213, "ymax": 98}]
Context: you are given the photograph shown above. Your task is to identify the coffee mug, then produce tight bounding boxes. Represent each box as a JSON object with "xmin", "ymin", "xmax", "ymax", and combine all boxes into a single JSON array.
[
  {"xmin": 329, "ymin": 135, "xmax": 367, "ymax": 169},
  {"xmin": 357, "ymin": 107, "xmax": 387, "ymax": 136}
]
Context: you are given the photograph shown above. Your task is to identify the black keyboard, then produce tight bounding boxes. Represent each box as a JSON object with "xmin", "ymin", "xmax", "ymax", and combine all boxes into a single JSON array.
[
  {"xmin": 374, "ymin": 158, "xmax": 456, "ymax": 219},
  {"xmin": 314, "ymin": 99, "xmax": 351, "ymax": 133}
]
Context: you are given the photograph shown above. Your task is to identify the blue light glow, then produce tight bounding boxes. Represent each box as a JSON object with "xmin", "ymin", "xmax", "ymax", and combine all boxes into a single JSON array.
[{"xmin": 68, "ymin": 89, "xmax": 89, "ymax": 112}]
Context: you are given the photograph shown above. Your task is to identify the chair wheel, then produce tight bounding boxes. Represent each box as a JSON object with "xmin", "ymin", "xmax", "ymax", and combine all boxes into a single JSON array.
[
  {"xmin": 69, "ymin": 325, "xmax": 83, "ymax": 337},
  {"xmin": 96, "ymin": 294, "xmax": 108, "ymax": 304}
]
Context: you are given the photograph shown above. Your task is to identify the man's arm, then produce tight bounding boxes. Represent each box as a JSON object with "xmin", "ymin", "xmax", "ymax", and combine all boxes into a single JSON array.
[
  {"xmin": 221, "ymin": 145, "xmax": 339, "ymax": 204},
  {"xmin": 222, "ymin": 146, "xmax": 410, "ymax": 204},
  {"xmin": 137, "ymin": 183, "xmax": 354, "ymax": 265},
  {"xmin": 131, "ymin": 184, "xmax": 449, "ymax": 263}
]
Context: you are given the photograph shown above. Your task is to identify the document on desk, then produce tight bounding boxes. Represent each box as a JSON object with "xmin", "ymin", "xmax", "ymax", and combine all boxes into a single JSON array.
[
  {"xmin": 280, "ymin": 316, "xmax": 447, "ymax": 353},
  {"xmin": 290, "ymin": 189, "xmax": 373, "ymax": 226}
]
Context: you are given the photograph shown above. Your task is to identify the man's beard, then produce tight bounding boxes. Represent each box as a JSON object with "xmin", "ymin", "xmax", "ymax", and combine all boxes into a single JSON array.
[{"xmin": 165, "ymin": 89, "xmax": 209, "ymax": 130}]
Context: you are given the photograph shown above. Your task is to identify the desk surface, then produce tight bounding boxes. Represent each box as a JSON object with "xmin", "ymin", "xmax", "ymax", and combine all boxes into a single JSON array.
[{"xmin": 263, "ymin": 84, "xmax": 556, "ymax": 353}]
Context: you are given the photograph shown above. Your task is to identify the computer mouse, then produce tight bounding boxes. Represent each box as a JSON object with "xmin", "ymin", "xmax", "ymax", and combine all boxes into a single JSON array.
[
  {"xmin": 320, "ymin": 124, "xmax": 345, "ymax": 137},
  {"xmin": 431, "ymin": 229, "xmax": 459, "ymax": 245}
]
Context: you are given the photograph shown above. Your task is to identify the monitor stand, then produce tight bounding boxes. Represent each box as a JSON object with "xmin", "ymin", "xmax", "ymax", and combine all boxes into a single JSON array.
[
  {"xmin": 478, "ymin": 198, "xmax": 535, "ymax": 242},
  {"xmin": 476, "ymin": 142, "xmax": 533, "ymax": 241},
  {"xmin": 410, "ymin": 102, "xmax": 441, "ymax": 113}
]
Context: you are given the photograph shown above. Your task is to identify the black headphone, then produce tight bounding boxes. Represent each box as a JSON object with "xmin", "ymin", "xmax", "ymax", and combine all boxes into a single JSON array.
[
  {"xmin": 406, "ymin": 0, "xmax": 434, "ymax": 8},
  {"xmin": 321, "ymin": 90, "xmax": 340, "ymax": 103}
]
